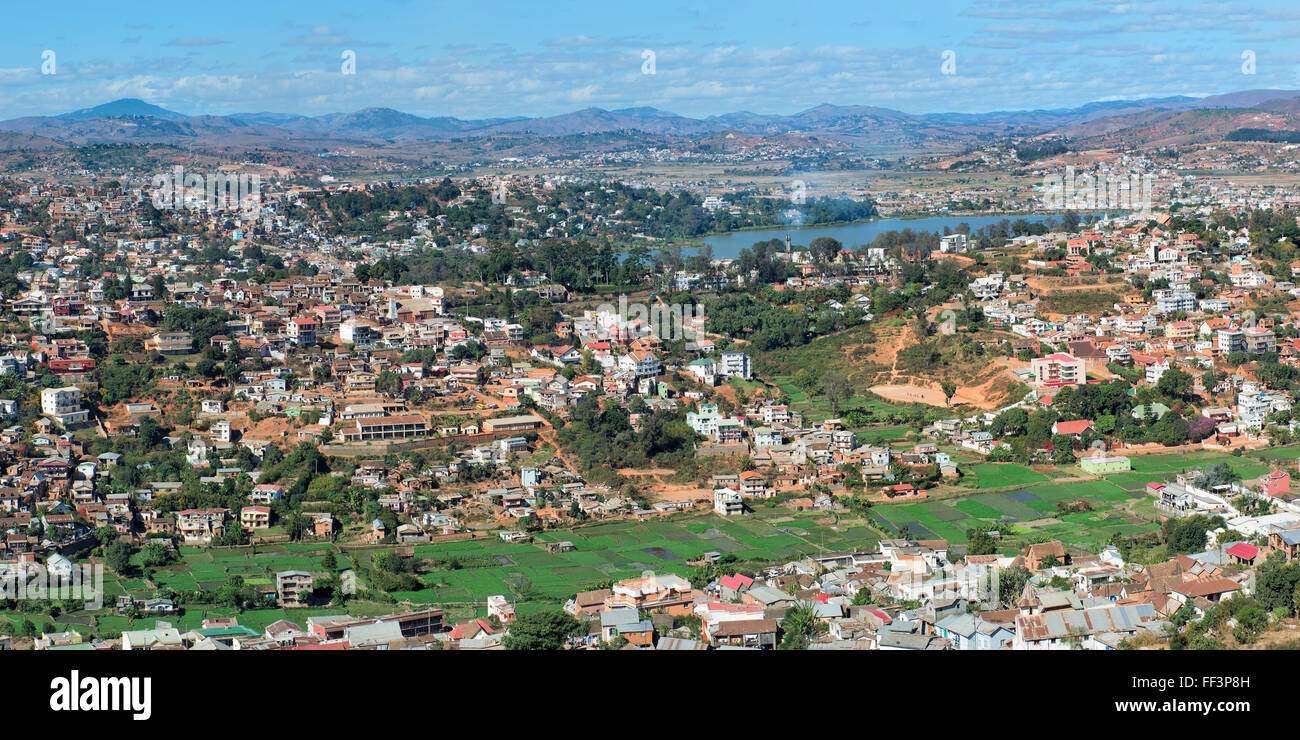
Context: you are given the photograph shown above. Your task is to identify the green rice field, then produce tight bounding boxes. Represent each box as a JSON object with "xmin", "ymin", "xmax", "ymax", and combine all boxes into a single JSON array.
[
  {"xmin": 966, "ymin": 463, "xmax": 1050, "ymax": 489},
  {"xmin": 877, "ymin": 445, "xmax": 1300, "ymax": 553},
  {"xmin": 874, "ymin": 477, "xmax": 1152, "ymax": 551},
  {"xmin": 387, "ymin": 509, "xmax": 880, "ymax": 606},
  {"xmin": 38, "ymin": 444, "xmax": 1300, "ymax": 638}
]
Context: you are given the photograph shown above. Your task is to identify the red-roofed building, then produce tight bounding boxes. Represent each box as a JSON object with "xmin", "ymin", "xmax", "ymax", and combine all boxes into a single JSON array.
[
  {"xmin": 240, "ymin": 505, "xmax": 271, "ymax": 530},
  {"xmin": 1171, "ymin": 578, "xmax": 1243, "ymax": 604},
  {"xmin": 1263, "ymin": 470, "xmax": 1291, "ymax": 498},
  {"xmin": 719, "ymin": 573, "xmax": 754, "ymax": 601},
  {"xmin": 738, "ymin": 470, "xmax": 769, "ymax": 498},
  {"xmin": 1052, "ymin": 419, "xmax": 1095, "ymax": 437},
  {"xmin": 286, "ymin": 641, "xmax": 351, "ymax": 650},
  {"xmin": 448, "ymin": 618, "xmax": 498, "ymax": 640},
  {"xmin": 250, "ymin": 483, "xmax": 283, "ymax": 504},
  {"xmin": 1225, "ymin": 542, "xmax": 1260, "ymax": 566},
  {"xmin": 1031, "ymin": 353, "xmax": 1086, "ymax": 388},
  {"xmin": 286, "ymin": 317, "xmax": 316, "ymax": 345},
  {"xmin": 882, "ymin": 483, "xmax": 926, "ymax": 500}
]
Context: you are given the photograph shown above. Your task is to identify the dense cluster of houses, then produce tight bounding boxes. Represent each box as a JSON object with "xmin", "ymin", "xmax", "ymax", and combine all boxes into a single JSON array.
[
  {"xmin": 11, "ymin": 152, "xmax": 1300, "ymax": 654},
  {"xmin": 542, "ymin": 523, "xmax": 1278, "ymax": 650},
  {"xmin": 961, "ymin": 215, "xmax": 1300, "ymax": 446}
]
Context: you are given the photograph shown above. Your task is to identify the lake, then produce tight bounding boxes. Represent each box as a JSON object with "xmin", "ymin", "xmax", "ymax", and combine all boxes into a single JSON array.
[{"xmin": 699, "ymin": 212, "xmax": 1116, "ymax": 260}]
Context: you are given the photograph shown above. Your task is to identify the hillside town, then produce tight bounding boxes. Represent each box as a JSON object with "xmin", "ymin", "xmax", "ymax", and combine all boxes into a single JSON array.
[
  {"xmin": 6, "ymin": 134, "xmax": 1300, "ymax": 653},
  {"xmin": 12, "ymin": 4, "xmax": 1300, "ymax": 736}
]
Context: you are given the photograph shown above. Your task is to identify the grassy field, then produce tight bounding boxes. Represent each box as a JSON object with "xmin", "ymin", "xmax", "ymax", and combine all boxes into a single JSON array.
[
  {"xmin": 142, "ymin": 545, "xmax": 355, "ymax": 596},
  {"xmin": 965, "ymin": 463, "xmax": 1051, "ymax": 489},
  {"xmin": 1103, "ymin": 450, "xmax": 1274, "ymax": 491},
  {"xmin": 876, "ymin": 445, "xmax": 1300, "ymax": 553},
  {"xmin": 32, "ymin": 444, "xmax": 1300, "ymax": 638},
  {"xmin": 388, "ymin": 508, "xmax": 880, "ymax": 608},
  {"xmin": 46, "ymin": 544, "xmax": 367, "ymax": 638},
  {"xmin": 767, "ymin": 373, "xmax": 944, "ymax": 424},
  {"xmin": 22, "ymin": 507, "xmax": 885, "ymax": 638},
  {"xmin": 856, "ymin": 427, "xmax": 919, "ymax": 443},
  {"xmin": 1037, "ymin": 289, "xmax": 1126, "ymax": 315},
  {"xmin": 874, "ymin": 477, "xmax": 1152, "ymax": 551}
]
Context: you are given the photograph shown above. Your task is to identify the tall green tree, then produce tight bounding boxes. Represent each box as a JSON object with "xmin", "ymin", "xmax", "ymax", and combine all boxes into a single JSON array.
[
  {"xmin": 779, "ymin": 602, "xmax": 826, "ymax": 650},
  {"xmin": 104, "ymin": 540, "xmax": 134, "ymax": 574},
  {"xmin": 502, "ymin": 610, "xmax": 581, "ymax": 650}
]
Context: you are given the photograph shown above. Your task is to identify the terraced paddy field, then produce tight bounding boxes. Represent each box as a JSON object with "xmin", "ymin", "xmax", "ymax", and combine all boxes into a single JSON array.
[
  {"xmin": 153, "ymin": 546, "xmax": 356, "ymax": 593},
  {"xmin": 51, "ymin": 545, "xmax": 369, "ymax": 637},
  {"xmin": 966, "ymin": 463, "xmax": 1051, "ymax": 489},
  {"xmin": 879, "ymin": 445, "xmax": 1300, "ymax": 553},
  {"xmin": 93, "ymin": 544, "xmax": 359, "ymax": 603},
  {"xmin": 389, "ymin": 509, "xmax": 881, "ymax": 607},
  {"xmin": 38, "ymin": 510, "xmax": 887, "ymax": 637},
  {"xmin": 1103, "ymin": 450, "xmax": 1275, "ymax": 491},
  {"xmin": 875, "ymin": 477, "xmax": 1153, "ymax": 551},
  {"xmin": 41, "ymin": 446, "xmax": 1300, "ymax": 638}
]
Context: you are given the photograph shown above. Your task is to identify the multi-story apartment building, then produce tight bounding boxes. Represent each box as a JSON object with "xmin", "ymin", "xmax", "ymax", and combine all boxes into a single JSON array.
[
  {"xmin": 1145, "ymin": 358, "xmax": 1169, "ymax": 386},
  {"xmin": 286, "ymin": 317, "xmax": 316, "ymax": 345},
  {"xmin": 1030, "ymin": 353, "xmax": 1085, "ymax": 387},
  {"xmin": 714, "ymin": 487, "xmax": 744, "ymax": 516},
  {"xmin": 1164, "ymin": 320, "xmax": 1195, "ymax": 342},
  {"xmin": 211, "ymin": 420, "xmax": 232, "ymax": 443},
  {"xmin": 719, "ymin": 351, "xmax": 752, "ymax": 380},
  {"xmin": 761, "ymin": 404, "xmax": 790, "ymax": 426},
  {"xmin": 1237, "ymin": 383, "xmax": 1290, "ymax": 430},
  {"xmin": 618, "ymin": 349, "xmax": 661, "ymax": 378},
  {"xmin": 176, "ymin": 509, "xmax": 228, "ymax": 544},
  {"xmin": 939, "ymin": 233, "xmax": 968, "ymax": 253},
  {"xmin": 604, "ymin": 573, "xmax": 695, "ymax": 614},
  {"xmin": 339, "ymin": 318, "xmax": 377, "ymax": 346},
  {"xmin": 146, "ymin": 330, "xmax": 192, "ymax": 355},
  {"xmin": 342, "ymin": 414, "xmax": 430, "ymax": 442},
  {"xmin": 344, "ymin": 372, "xmax": 377, "ymax": 393},
  {"xmin": 738, "ymin": 470, "xmax": 769, "ymax": 497},
  {"xmin": 715, "ymin": 418, "xmax": 744, "ymax": 444},
  {"xmin": 1153, "ymin": 288, "xmax": 1196, "ymax": 314},
  {"xmin": 276, "ymin": 570, "xmax": 314, "ymax": 607},
  {"xmin": 1217, "ymin": 328, "xmax": 1245, "ymax": 354},
  {"xmin": 40, "ymin": 386, "xmax": 87, "ymax": 425},
  {"xmin": 240, "ymin": 505, "xmax": 271, "ymax": 530},
  {"xmin": 687, "ymin": 404, "xmax": 721, "ymax": 437},
  {"xmin": 1244, "ymin": 326, "xmax": 1276, "ymax": 355}
]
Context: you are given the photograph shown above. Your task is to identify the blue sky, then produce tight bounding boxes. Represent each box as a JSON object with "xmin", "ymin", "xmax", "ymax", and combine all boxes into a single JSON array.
[{"xmin": 3, "ymin": 0, "xmax": 1300, "ymax": 119}]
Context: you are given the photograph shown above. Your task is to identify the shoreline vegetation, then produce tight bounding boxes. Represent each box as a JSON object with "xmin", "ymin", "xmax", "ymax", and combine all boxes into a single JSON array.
[
  {"xmin": 650, "ymin": 208, "xmax": 1128, "ymax": 248},
  {"xmin": 701, "ymin": 209, "xmax": 1123, "ymax": 236}
]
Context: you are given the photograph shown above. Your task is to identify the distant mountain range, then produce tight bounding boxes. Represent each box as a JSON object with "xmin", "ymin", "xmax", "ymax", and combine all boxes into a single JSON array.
[{"xmin": 5, "ymin": 91, "xmax": 1300, "ymax": 152}]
